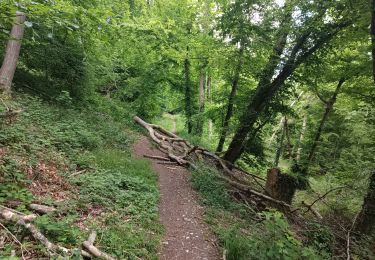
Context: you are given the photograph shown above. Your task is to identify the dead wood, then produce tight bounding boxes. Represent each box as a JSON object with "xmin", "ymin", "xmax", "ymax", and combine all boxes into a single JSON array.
[
  {"xmin": 82, "ymin": 241, "xmax": 116, "ymax": 260},
  {"xmin": 0, "ymin": 208, "xmax": 92, "ymax": 258},
  {"xmin": 143, "ymin": 154, "xmax": 171, "ymax": 161},
  {"xmin": 87, "ymin": 231, "xmax": 97, "ymax": 245},
  {"xmin": 134, "ymin": 116, "xmax": 293, "ymax": 211},
  {"xmin": 301, "ymin": 201, "xmax": 323, "ymax": 219},
  {"xmin": 29, "ymin": 204, "xmax": 56, "ymax": 214}
]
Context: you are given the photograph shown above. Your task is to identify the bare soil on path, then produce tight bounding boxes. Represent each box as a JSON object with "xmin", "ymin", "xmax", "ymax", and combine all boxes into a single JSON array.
[{"xmin": 133, "ymin": 136, "xmax": 220, "ymax": 260}]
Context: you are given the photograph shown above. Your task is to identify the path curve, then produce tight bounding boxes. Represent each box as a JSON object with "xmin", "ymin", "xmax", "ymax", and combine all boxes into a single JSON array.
[{"xmin": 133, "ymin": 136, "xmax": 220, "ymax": 260}]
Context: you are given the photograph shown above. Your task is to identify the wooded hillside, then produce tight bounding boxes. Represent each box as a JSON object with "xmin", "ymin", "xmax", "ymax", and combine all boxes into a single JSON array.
[{"xmin": 0, "ymin": 0, "xmax": 374, "ymax": 259}]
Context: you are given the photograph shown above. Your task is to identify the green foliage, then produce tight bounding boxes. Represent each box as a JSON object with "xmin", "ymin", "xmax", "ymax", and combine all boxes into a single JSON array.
[
  {"xmin": 0, "ymin": 94, "xmax": 161, "ymax": 258},
  {"xmin": 35, "ymin": 215, "xmax": 82, "ymax": 244},
  {"xmin": 192, "ymin": 165, "xmax": 327, "ymax": 259}
]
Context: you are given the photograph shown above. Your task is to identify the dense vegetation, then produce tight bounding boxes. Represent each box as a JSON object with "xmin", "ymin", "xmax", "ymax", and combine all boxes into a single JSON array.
[{"xmin": 0, "ymin": 0, "xmax": 374, "ymax": 259}]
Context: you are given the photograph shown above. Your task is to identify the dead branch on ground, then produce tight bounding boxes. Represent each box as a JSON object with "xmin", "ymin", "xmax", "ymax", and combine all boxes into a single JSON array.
[{"xmin": 134, "ymin": 116, "xmax": 293, "ymax": 211}]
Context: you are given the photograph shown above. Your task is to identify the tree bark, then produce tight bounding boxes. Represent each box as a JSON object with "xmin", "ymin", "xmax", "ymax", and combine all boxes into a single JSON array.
[
  {"xmin": 371, "ymin": 0, "xmax": 375, "ymax": 84},
  {"xmin": 265, "ymin": 168, "xmax": 297, "ymax": 205},
  {"xmin": 0, "ymin": 12, "xmax": 26, "ymax": 95},
  {"xmin": 196, "ymin": 69, "xmax": 206, "ymax": 135},
  {"xmin": 296, "ymin": 113, "xmax": 307, "ymax": 162},
  {"xmin": 274, "ymin": 121, "xmax": 286, "ymax": 167},
  {"xmin": 355, "ymin": 171, "xmax": 375, "ymax": 235},
  {"xmin": 206, "ymin": 75, "xmax": 213, "ymax": 140},
  {"xmin": 305, "ymin": 79, "xmax": 345, "ymax": 169},
  {"xmin": 184, "ymin": 49, "xmax": 193, "ymax": 134},
  {"xmin": 216, "ymin": 45, "xmax": 244, "ymax": 152}
]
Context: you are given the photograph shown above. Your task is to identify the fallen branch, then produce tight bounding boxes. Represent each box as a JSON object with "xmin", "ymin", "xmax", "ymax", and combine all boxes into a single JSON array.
[
  {"xmin": 87, "ymin": 231, "xmax": 97, "ymax": 245},
  {"xmin": 301, "ymin": 201, "xmax": 323, "ymax": 219},
  {"xmin": 82, "ymin": 241, "xmax": 115, "ymax": 260},
  {"xmin": 308, "ymin": 186, "xmax": 347, "ymax": 209},
  {"xmin": 0, "ymin": 208, "xmax": 90, "ymax": 258},
  {"xmin": 0, "ymin": 221, "xmax": 28, "ymax": 259},
  {"xmin": 134, "ymin": 116, "xmax": 293, "ymax": 210},
  {"xmin": 69, "ymin": 169, "xmax": 87, "ymax": 177},
  {"xmin": 143, "ymin": 154, "xmax": 171, "ymax": 161},
  {"xmin": 29, "ymin": 204, "xmax": 56, "ymax": 214},
  {"xmin": 0, "ymin": 205, "xmax": 36, "ymax": 221},
  {"xmin": 157, "ymin": 161, "xmax": 179, "ymax": 165},
  {"xmin": 216, "ymin": 174, "xmax": 292, "ymax": 209}
]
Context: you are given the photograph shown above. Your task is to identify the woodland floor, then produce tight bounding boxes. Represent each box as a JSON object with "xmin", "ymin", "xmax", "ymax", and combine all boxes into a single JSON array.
[{"xmin": 133, "ymin": 136, "xmax": 220, "ymax": 260}]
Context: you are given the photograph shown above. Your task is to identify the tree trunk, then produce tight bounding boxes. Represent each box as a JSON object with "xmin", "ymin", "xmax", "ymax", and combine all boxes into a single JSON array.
[
  {"xmin": 265, "ymin": 168, "xmax": 297, "ymax": 205},
  {"xmin": 355, "ymin": 171, "xmax": 375, "ymax": 235},
  {"xmin": 222, "ymin": 8, "xmax": 292, "ymax": 162},
  {"xmin": 371, "ymin": 0, "xmax": 375, "ymax": 84},
  {"xmin": 284, "ymin": 117, "xmax": 293, "ymax": 160},
  {"xmin": 306, "ymin": 79, "xmax": 345, "ymax": 169},
  {"xmin": 196, "ymin": 70, "xmax": 206, "ymax": 135},
  {"xmin": 0, "ymin": 12, "xmax": 26, "ymax": 95},
  {"xmin": 184, "ymin": 51, "xmax": 193, "ymax": 134},
  {"xmin": 216, "ymin": 45, "xmax": 244, "ymax": 152},
  {"xmin": 274, "ymin": 121, "xmax": 286, "ymax": 167},
  {"xmin": 296, "ymin": 113, "xmax": 307, "ymax": 162},
  {"xmin": 223, "ymin": 8, "xmax": 349, "ymax": 164},
  {"xmin": 207, "ymin": 76, "xmax": 213, "ymax": 140}
]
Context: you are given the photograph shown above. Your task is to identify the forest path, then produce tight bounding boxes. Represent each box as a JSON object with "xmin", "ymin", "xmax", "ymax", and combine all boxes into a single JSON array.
[{"xmin": 133, "ymin": 136, "xmax": 220, "ymax": 260}]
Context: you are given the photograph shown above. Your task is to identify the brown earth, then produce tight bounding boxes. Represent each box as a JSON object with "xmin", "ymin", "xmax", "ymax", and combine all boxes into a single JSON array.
[{"xmin": 133, "ymin": 136, "xmax": 220, "ymax": 260}]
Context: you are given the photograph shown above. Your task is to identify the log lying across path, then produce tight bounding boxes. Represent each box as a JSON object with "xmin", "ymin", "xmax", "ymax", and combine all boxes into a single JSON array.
[{"xmin": 134, "ymin": 116, "xmax": 294, "ymax": 211}]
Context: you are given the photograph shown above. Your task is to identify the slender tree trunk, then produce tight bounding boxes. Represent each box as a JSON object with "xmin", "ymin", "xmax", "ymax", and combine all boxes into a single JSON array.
[
  {"xmin": 206, "ymin": 76, "xmax": 213, "ymax": 140},
  {"xmin": 355, "ymin": 171, "xmax": 375, "ymax": 235},
  {"xmin": 196, "ymin": 70, "xmax": 206, "ymax": 135},
  {"xmin": 371, "ymin": 0, "xmax": 375, "ymax": 83},
  {"xmin": 274, "ymin": 122, "xmax": 285, "ymax": 167},
  {"xmin": 184, "ymin": 50, "xmax": 193, "ymax": 134},
  {"xmin": 296, "ymin": 114, "xmax": 307, "ymax": 162},
  {"xmin": 216, "ymin": 45, "xmax": 244, "ymax": 152},
  {"xmin": 306, "ymin": 79, "xmax": 345, "ymax": 168},
  {"xmin": 0, "ymin": 12, "xmax": 26, "ymax": 95},
  {"xmin": 284, "ymin": 117, "xmax": 293, "ymax": 160}
]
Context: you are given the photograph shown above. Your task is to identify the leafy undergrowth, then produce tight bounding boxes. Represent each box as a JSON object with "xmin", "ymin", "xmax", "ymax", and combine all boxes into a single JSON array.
[
  {"xmin": 191, "ymin": 164, "xmax": 331, "ymax": 260},
  {"xmin": 0, "ymin": 94, "xmax": 162, "ymax": 259}
]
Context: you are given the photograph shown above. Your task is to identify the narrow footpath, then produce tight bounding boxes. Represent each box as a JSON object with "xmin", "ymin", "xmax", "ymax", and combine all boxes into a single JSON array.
[{"xmin": 133, "ymin": 136, "xmax": 220, "ymax": 260}]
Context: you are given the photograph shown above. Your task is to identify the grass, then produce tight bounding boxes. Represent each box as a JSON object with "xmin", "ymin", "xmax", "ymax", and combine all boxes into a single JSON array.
[{"xmin": 0, "ymin": 93, "xmax": 162, "ymax": 259}]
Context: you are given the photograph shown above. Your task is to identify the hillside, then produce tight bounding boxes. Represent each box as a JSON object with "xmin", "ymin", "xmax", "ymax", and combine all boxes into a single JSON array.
[{"xmin": 1, "ymin": 0, "xmax": 375, "ymax": 259}]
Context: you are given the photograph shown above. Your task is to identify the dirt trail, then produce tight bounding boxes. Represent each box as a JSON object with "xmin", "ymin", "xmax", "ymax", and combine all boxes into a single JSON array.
[{"xmin": 133, "ymin": 136, "xmax": 220, "ymax": 260}]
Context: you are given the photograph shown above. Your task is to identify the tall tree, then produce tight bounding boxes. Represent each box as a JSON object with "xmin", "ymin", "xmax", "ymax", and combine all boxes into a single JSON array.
[
  {"xmin": 216, "ymin": 44, "xmax": 244, "ymax": 152},
  {"xmin": 223, "ymin": 1, "xmax": 352, "ymax": 163},
  {"xmin": 184, "ymin": 49, "xmax": 193, "ymax": 133},
  {"xmin": 305, "ymin": 78, "xmax": 345, "ymax": 170}
]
